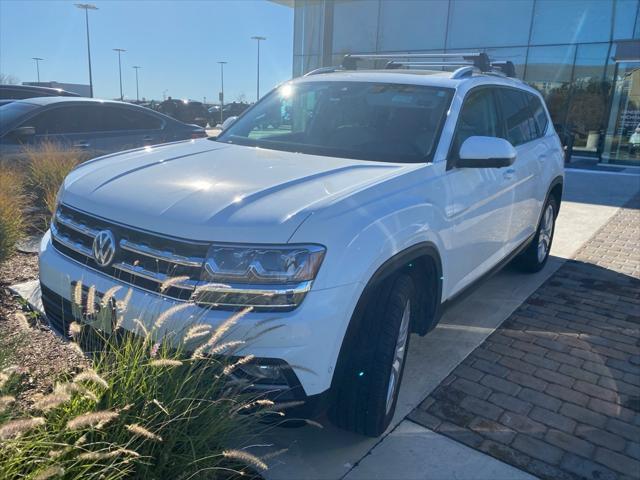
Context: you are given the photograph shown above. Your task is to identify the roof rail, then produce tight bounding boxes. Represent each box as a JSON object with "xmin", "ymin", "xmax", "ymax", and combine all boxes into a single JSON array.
[
  {"xmin": 304, "ymin": 66, "xmax": 344, "ymax": 76},
  {"xmin": 450, "ymin": 66, "xmax": 475, "ymax": 79},
  {"xmin": 340, "ymin": 52, "xmax": 517, "ymax": 78},
  {"xmin": 342, "ymin": 52, "xmax": 492, "ymax": 72}
]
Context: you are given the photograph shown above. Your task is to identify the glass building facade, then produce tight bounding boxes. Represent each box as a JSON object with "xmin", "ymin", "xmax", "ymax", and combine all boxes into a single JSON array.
[{"xmin": 291, "ymin": 0, "xmax": 640, "ymax": 165}]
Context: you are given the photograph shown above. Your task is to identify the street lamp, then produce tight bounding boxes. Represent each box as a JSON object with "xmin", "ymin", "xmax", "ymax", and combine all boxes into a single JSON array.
[
  {"xmin": 132, "ymin": 66, "xmax": 141, "ymax": 102},
  {"xmin": 217, "ymin": 61, "xmax": 227, "ymax": 125},
  {"xmin": 250, "ymin": 36, "xmax": 266, "ymax": 102},
  {"xmin": 32, "ymin": 57, "xmax": 43, "ymax": 83},
  {"xmin": 75, "ymin": 3, "xmax": 97, "ymax": 98},
  {"xmin": 113, "ymin": 48, "xmax": 126, "ymax": 100}
]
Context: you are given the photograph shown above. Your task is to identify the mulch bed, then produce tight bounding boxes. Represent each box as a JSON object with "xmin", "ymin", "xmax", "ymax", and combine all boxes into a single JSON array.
[{"xmin": 0, "ymin": 251, "xmax": 87, "ymax": 409}]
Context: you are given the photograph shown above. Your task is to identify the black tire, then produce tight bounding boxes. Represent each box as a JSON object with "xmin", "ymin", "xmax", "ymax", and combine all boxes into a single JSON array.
[
  {"xmin": 514, "ymin": 196, "xmax": 558, "ymax": 273},
  {"xmin": 329, "ymin": 273, "xmax": 415, "ymax": 437}
]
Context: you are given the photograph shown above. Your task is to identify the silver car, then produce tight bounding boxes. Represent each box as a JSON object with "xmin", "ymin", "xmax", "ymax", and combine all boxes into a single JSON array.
[{"xmin": 0, "ymin": 97, "xmax": 206, "ymax": 158}]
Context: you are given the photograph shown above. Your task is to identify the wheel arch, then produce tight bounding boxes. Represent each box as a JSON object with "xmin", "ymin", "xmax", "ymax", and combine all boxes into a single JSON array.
[
  {"xmin": 547, "ymin": 176, "xmax": 564, "ymax": 217},
  {"xmin": 329, "ymin": 242, "xmax": 443, "ymax": 392}
]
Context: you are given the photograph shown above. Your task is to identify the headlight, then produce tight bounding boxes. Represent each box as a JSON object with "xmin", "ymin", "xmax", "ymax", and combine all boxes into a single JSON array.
[{"xmin": 193, "ymin": 244, "xmax": 325, "ymax": 310}]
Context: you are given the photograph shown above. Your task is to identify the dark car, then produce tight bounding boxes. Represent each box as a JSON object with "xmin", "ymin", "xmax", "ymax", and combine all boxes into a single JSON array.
[
  {"xmin": 157, "ymin": 99, "xmax": 210, "ymax": 128},
  {"xmin": 0, "ymin": 97, "xmax": 206, "ymax": 158},
  {"xmin": 0, "ymin": 84, "xmax": 81, "ymax": 100}
]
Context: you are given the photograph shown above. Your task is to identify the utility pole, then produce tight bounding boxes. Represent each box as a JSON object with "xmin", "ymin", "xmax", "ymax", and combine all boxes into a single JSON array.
[
  {"xmin": 250, "ymin": 36, "xmax": 266, "ymax": 102},
  {"xmin": 217, "ymin": 61, "xmax": 227, "ymax": 125},
  {"xmin": 113, "ymin": 48, "xmax": 126, "ymax": 100},
  {"xmin": 133, "ymin": 66, "xmax": 141, "ymax": 102},
  {"xmin": 32, "ymin": 57, "xmax": 43, "ymax": 82},
  {"xmin": 75, "ymin": 4, "xmax": 97, "ymax": 98}
]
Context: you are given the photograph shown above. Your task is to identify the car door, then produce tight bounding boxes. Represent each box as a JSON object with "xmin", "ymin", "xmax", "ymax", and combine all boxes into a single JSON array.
[
  {"xmin": 442, "ymin": 87, "xmax": 516, "ymax": 296},
  {"xmin": 92, "ymin": 105, "xmax": 165, "ymax": 153},
  {"xmin": 495, "ymin": 88, "xmax": 541, "ymax": 252},
  {"xmin": 26, "ymin": 104, "xmax": 101, "ymax": 152}
]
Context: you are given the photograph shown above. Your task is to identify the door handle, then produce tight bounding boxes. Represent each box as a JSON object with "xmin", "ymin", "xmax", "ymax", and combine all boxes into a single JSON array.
[
  {"xmin": 503, "ymin": 168, "xmax": 516, "ymax": 180},
  {"xmin": 72, "ymin": 142, "xmax": 90, "ymax": 149},
  {"xmin": 142, "ymin": 136, "xmax": 154, "ymax": 142}
]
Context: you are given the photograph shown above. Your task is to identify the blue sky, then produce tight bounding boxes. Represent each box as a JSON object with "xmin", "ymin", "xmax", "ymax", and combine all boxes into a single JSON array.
[{"xmin": 0, "ymin": 0, "xmax": 294, "ymax": 102}]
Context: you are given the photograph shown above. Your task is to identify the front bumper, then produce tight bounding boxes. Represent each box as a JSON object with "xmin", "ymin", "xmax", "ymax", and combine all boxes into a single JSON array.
[{"xmin": 39, "ymin": 230, "xmax": 362, "ymax": 397}]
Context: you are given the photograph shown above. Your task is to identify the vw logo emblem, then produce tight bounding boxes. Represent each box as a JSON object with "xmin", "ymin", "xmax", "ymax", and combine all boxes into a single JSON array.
[{"xmin": 92, "ymin": 230, "xmax": 116, "ymax": 267}]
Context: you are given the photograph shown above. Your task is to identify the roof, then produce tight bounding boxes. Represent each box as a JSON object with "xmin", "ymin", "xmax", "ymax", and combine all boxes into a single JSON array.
[
  {"xmin": 0, "ymin": 84, "xmax": 80, "ymax": 97},
  {"xmin": 293, "ymin": 69, "xmax": 525, "ymax": 90},
  {"xmin": 13, "ymin": 96, "xmax": 137, "ymax": 107}
]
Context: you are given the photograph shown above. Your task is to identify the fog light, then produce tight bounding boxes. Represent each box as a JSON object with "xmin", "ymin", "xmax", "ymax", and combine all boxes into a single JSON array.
[{"xmin": 237, "ymin": 363, "xmax": 289, "ymax": 386}]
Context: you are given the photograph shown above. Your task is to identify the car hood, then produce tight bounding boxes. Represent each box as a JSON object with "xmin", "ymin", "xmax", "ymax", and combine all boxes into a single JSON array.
[{"xmin": 61, "ymin": 139, "xmax": 411, "ymax": 243}]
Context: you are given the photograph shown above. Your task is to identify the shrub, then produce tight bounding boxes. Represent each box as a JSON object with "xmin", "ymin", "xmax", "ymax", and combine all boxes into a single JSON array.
[
  {"xmin": 22, "ymin": 142, "xmax": 89, "ymax": 219},
  {"xmin": 0, "ymin": 287, "xmax": 299, "ymax": 479},
  {"xmin": 0, "ymin": 166, "xmax": 25, "ymax": 263}
]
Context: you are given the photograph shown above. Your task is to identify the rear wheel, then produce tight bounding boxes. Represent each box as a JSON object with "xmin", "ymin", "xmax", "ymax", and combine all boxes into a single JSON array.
[
  {"xmin": 515, "ymin": 197, "xmax": 557, "ymax": 273},
  {"xmin": 329, "ymin": 273, "xmax": 415, "ymax": 437}
]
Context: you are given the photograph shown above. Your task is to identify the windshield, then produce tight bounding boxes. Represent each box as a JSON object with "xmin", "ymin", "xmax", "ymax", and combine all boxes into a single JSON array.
[
  {"xmin": 0, "ymin": 101, "xmax": 38, "ymax": 135},
  {"xmin": 217, "ymin": 81, "xmax": 453, "ymax": 163}
]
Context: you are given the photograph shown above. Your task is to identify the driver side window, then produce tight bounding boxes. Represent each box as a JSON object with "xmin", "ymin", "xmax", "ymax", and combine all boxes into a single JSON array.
[{"xmin": 451, "ymin": 88, "xmax": 499, "ymax": 159}]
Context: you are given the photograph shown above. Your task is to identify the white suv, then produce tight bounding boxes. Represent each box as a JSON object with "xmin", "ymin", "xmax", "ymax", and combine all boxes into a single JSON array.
[{"xmin": 39, "ymin": 54, "xmax": 564, "ymax": 436}]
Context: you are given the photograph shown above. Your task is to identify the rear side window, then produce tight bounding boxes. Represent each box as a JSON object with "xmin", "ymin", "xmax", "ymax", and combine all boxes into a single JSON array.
[
  {"xmin": 451, "ymin": 88, "xmax": 500, "ymax": 156},
  {"xmin": 496, "ymin": 89, "xmax": 537, "ymax": 146},
  {"xmin": 525, "ymin": 93, "xmax": 549, "ymax": 137},
  {"xmin": 28, "ymin": 106, "xmax": 102, "ymax": 134},
  {"xmin": 101, "ymin": 106, "xmax": 163, "ymax": 131}
]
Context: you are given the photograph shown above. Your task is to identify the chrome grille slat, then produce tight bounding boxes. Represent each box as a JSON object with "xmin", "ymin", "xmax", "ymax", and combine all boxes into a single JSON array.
[
  {"xmin": 119, "ymin": 239, "xmax": 204, "ymax": 267},
  {"xmin": 112, "ymin": 262, "xmax": 198, "ymax": 291},
  {"xmin": 51, "ymin": 205, "xmax": 207, "ymax": 300},
  {"xmin": 55, "ymin": 211, "xmax": 99, "ymax": 238},
  {"xmin": 51, "ymin": 222, "xmax": 94, "ymax": 257}
]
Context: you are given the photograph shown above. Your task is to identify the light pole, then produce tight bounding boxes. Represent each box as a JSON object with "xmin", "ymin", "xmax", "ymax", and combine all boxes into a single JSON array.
[
  {"xmin": 217, "ymin": 61, "xmax": 227, "ymax": 125},
  {"xmin": 113, "ymin": 48, "xmax": 126, "ymax": 100},
  {"xmin": 32, "ymin": 57, "xmax": 43, "ymax": 83},
  {"xmin": 75, "ymin": 3, "xmax": 97, "ymax": 98},
  {"xmin": 132, "ymin": 66, "xmax": 141, "ymax": 102},
  {"xmin": 250, "ymin": 36, "xmax": 266, "ymax": 102}
]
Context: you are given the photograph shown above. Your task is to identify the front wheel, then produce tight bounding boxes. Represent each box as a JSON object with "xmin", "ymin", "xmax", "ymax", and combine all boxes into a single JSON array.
[
  {"xmin": 515, "ymin": 197, "xmax": 558, "ymax": 273},
  {"xmin": 329, "ymin": 273, "xmax": 415, "ymax": 436}
]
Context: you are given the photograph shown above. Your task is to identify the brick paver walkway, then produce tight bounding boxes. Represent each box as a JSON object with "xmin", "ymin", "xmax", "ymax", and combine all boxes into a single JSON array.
[{"xmin": 409, "ymin": 196, "xmax": 640, "ymax": 480}]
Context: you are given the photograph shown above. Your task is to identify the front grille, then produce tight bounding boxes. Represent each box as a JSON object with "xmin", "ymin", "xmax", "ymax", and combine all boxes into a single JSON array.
[{"xmin": 51, "ymin": 204, "xmax": 209, "ymax": 301}]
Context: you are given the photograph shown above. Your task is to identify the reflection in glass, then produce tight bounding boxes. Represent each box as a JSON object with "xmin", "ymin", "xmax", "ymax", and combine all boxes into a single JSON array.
[
  {"xmin": 566, "ymin": 44, "xmax": 612, "ymax": 153},
  {"xmin": 447, "ymin": 0, "xmax": 533, "ymax": 49},
  {"xmin": 333, "ymin": 0, "xmax": 379, "ymax": 54},
  {"xmin": 613, "ymin": 0, "xmax": 639, "ymax": 40},
  {"xmin": 530, "ymin": 0, "xmax": 613, "ymax": 45},
  {"xmin": 378, "ymin": 0, "xmax": 447, "ymax": 51},
  {"xmin": 602, "ymin": 62, "xmax": 640, "ymax": 165},
  {"xmin": 293, "ymin": 0, "xmax": 324, "ymax": 56},
  {"xmin": 525, "ymin": 45, "xmax": 576, "ymax": 129}
]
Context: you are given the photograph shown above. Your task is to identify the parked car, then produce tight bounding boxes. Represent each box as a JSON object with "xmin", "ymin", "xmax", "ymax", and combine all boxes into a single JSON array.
[
  {"xmin": 0, "ymin": 97, "xmax": 206, "ymax": 157},
  {"xmin": 39, "ymin": 54, "xmax": 564, "ymax": 437},
  {"xmin": 0, "ymin": 84, "xmax": 80, "ymax": 99},
  {"xmin": 156, "ymin": 99, "xmax": 210, "ymax": 127}
]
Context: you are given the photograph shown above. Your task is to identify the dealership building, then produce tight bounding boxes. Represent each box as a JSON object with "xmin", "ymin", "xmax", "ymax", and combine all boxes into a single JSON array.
[{"xmin": 281, "ymin": 0, "xmax": 640, "ymax": 165}]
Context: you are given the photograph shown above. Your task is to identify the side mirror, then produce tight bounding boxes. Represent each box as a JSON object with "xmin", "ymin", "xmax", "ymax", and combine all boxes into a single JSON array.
[
  {"xmin": 220, "ymin": 116, "xmax": 238, "ymax": 131},
  {"xmin": 10, "ymin": 126, "xmax": 36, "ymax": 142},
  {"xmin": 457, "ymin": 136, "xmax": 516, "ymax": 168}
]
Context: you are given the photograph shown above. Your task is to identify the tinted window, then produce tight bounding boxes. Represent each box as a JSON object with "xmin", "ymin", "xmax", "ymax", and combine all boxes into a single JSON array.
[
  {"xmin": 530, "ymin": 0, "xmax": 612, "ymax": 45},
  {"xmin": 28, "ymin": 106, "xmax": 101, "ymax": 135},
  {"xmin": 497, "ymin": 89, "xmax": 536, "ymax": 146},
  {"xmin": 526, "ymin": 94, "xmax": 549, "ymax": 138},
  {"xmin": 101, "ymin": 106, "xmax": 162, "ymax": 131},
  {"xmin": 0, "ymin": 101, "xmax": 38, "ymax": 134},
  {"xmin": 218, "ymin": 81, "xmax": 453, "ymax": 163},
  {"xmin": 452, "ymin": 88, "xmax": 499, "ymax": 155}
]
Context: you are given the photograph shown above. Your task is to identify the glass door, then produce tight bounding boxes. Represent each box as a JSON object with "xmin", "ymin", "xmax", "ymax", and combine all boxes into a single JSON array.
[{"xmin": 602, "ymin": 61, "xmax": 640, "ymax": 165}]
